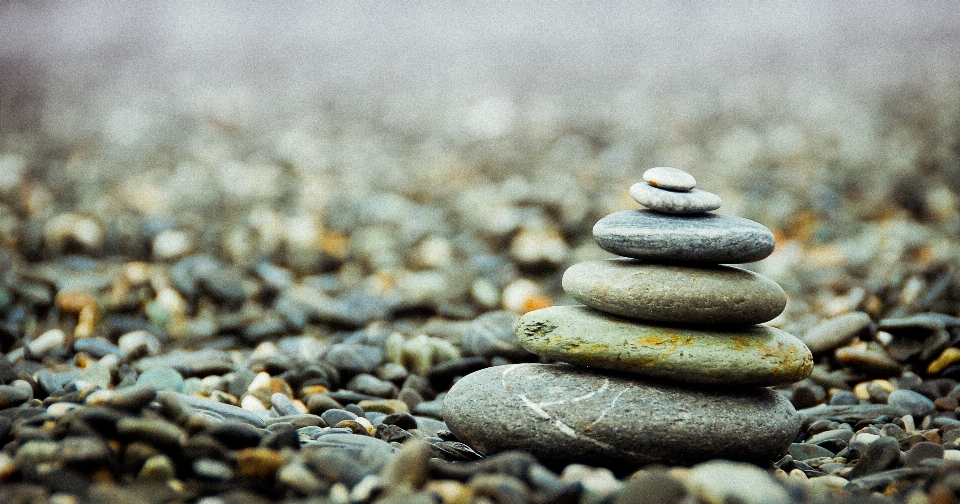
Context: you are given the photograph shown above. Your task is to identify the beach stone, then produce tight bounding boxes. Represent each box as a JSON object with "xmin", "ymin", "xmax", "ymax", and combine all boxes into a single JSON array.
[
  {"xmin": 801, "ymin": 312, "xmax": 872, "ymax": 354},
  {"xmin": 562, "ymin": 259, "xmax": 786, "ymax": 326},
  {"xmin": 516, "ymin": 305, "xmax": 812, "ymax": 386},
  {"xmin": 135, "ymin": 367, "xmax": 184, "ymax": 392},
  {"xmin": 788, "ymin": 443, "xmax": 835, "ymax": 461},
  {"xmin": 443, "ymin": 363, "xmax": 800, "ymax": 467},
  {"xmin": 888, "ymin": 389, "xmax": 936, "ymax": 417},
  {"xmin": 642, "ymin": 167, "xmax": 697, "ymax": 191},
  {"xmin": 593, "ymin": 210, "xmax": 775, "ymax": 264},
  {"xmin": 687, "ymin": 460, "xmax": 791, "ymax": 504},
  {"xmin": 629, "ymin": 183, "xmax": 721, "ymax": 214},
  {"xmin": 847, "ymin": 435, "xmax": 901, "ymax": 478},
  {"xmin": 0, "ymin": 384, "xmax": 31, "ymax": 409},
  {"xmin": 905, "ymin": 442, "xmax": 944, "ymax": 467}
]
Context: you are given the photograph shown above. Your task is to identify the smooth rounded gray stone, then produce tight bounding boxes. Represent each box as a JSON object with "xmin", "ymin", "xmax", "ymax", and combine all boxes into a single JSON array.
[
  {"xmin": 787, "ymin": 443, "xmax": 835, "ymax": 461},
  {"xmin": 887, "ymin": 389, "xmax": 936, "ymax": 417},
  {"xmin": 801, "ymin": 312, "xmax": 872, "ymax": 353},
  {"xmin": 171, "ymin": 392, "xmax": 267, "ymax": 428},
  {"xmin": 516, "ymin": 305, "xmax": 812, "ymax": 387},
  {"xmin": 593, "ymin": 210, "xmax": 775, "ymax": 264},
  {"xmin": 687, "ymin": 460, "xmax": 791, "ymax": 504},
  {"xmin": 443, "ymin": 363, "xmax": 800, "ymax": 468},
  {"xmin": 643, "ymin": 167, "xmax": 696, "ymax": 191},
  {"xmin": 630, "ymin": 183, "xmax": 721, "ymax": 214},
  {"xmin": 562, "ymin": 259, "xmax": 786, "ymax": 326}
]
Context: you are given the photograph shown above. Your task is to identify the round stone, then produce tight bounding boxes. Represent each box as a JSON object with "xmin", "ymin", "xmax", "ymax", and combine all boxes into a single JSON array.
[
  {"xmin": 629, "ymin": 183, "xmax": 721, "ymax": 214},
  {"xmin": 642, "ymin": 167, "xmax": 697, "ymax": 191},
  {"xmin": 515, "ymin": 305, "xmax": 812, "ymax": 387},
  {"xmin": 801, "ymin": 312, "xmax": 872, "ymax": 354},
  {"xmin": 562, "ymin": 259, "xmax": 786, "ymax": 326},
  {"xmin": 887, "ymin": 389, "xmax": 936, "ymax": 417},
  {"xmin": 443, "ymin": 363, "xmax": 801, "ymax": 468},
  {"xmin": 593, "ymin": 210, "xmax": 776, "ymax": 264}
]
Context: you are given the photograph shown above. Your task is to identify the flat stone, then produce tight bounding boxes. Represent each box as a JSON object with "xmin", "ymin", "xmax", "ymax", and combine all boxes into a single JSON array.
[
  {"xmin": 593, "ymin": 210, "xmax": 775, "ymax": 264},
  {"xmin": 516, "ymin": 305, "xmax": 812, "ymax": 386},
  {"xmin": 629, "ymin": 183, "xmax": 721, "ymax": 214},
  {"xmin": 642, "ymin": 167, "xmax": 697, "ymax": 191},
  {"xmin": 847, "ymin": 436, "xmax": 902, "ymax": 479},
  {"xmin": 801, "ymin": 312, "xmax": 872, "ymax": 354},
  {"xmin": 443, "ymin": 363, "xmax": 800, "ymax": 468},
  {"xmin": 562, "ymin": 259, "xmax": 786, "ymax": 326},
  {"xmin": 687, "ymin": 460, "xmax": 791, "ymax": 504}
]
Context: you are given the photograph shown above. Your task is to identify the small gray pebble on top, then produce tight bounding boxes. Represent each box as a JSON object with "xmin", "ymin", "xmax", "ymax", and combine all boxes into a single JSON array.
[
  {"xmin": 642, "ymin": 167, "xmax": 697, "ymax": 191},
  {"xmin": 630, "ymin": 182, "xmax": 721, "ymax": 214}
]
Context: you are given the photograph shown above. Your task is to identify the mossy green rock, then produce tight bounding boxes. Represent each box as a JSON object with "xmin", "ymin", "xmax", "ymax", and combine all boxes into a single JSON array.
[
  {"xmin": 562, "ymin": 259, "xmax": 787, "ymax": 326},
  {"xmin": 516, "ymin": 305, "xmax": 813, "ymax": 386}
]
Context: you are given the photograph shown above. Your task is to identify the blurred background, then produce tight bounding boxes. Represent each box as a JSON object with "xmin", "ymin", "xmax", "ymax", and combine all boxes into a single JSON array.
[{"xmin": 1, "ymin": 0, "xmax": 959, "ymax": 331}]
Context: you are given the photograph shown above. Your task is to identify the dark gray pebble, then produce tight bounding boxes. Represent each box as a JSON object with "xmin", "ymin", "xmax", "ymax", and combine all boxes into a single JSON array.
[
  {"xmin": 327, "ymin": 389, "xmax": 379, "ymax": 404},
  {"xmin": 345, "ymin": 373, "xmax": 398, "ymax": 398},
  {"xmin": 321, "ymin": 408, "xmax": 358, "ymax": 427},
  {"xmin": 614, "ymin": 469, "xmax": 687, "ymax": 504},
  {"xmin": 303, "ymin": 432, "xmax": 398, "ymax": 475},
  {"xmin": 905, "ymin": 441, "xmax": 945, "ymax": 467},
  {"xmin": 57, "ymin": 435, "xmax": 113, "ymax": 467},
  {"xmin": 264, "ymin": 414, "xmax": 326, "ymax": 429},
  {"xmin": 593, "ymin": 210, "xmax": 775, "ymax": 264},
  {"xmin": 116, "ymin": 417, "xmax": 185, "ymax": 451},
  {"xmin": 798, "ymin": 404, "xmax": 907, "ymax": 427},
  {"xmin": 888, "ymin": 389, "xmax": 936, "ymax": 417},
  {"xmin": 203, "ymin": 420, "xmax": 265, "ymax": 449},
  {"xmin": 0, "ymin": 384, "xmax": 31, "ymax": 409},
  {"xmin": 829, "ymin": 391, "xmax": 859, "ymax": 406},
  {"xmin": 847, "ymin": 436, "xmax": 902, "ymax": 479},
  {"xmin": 135, "ymin": 349, "xmax": 234, "ymax": 377},
  {"xmin": 469, "ymin": 473, "xmax": 530, "ymax": 504},
  {"xmin": 787, "ymin": 443, "xmax": 835, "ymax": 461},
  {"xmin": 306, "ymin": 394, "xmax": 344, "ymax": 415},
  {"xmin": 107, "ymin": 385, "xmax": 157, "ymax": 411},
  {"xmin": 381, "ymin": 412, "xmax": 418, "ymax": 431},
  {"xmin": 412, "ymin": 398, "xmax": 445, "ymax": 419}
]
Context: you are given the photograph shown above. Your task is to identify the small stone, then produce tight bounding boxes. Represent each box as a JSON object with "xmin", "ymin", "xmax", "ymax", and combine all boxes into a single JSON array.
[
  {"xmin": 443, "ymin": 363, "xmax": 800, "ymax": 467},
  {"xmin": 787, "ymin": 443, "xmax": 835, "ymax": 461},
  {"xmin": 321, "ymin": 408, "xmax": 358, "ymax": 427},
  {"xmin": 888, "ymin": 389, "xmax": 936, "ymax": 417},
  {"xmin": 642, "ymin": 167, "xmax": 697, "ymax": 191},
  {"xmin": 167, "ymin": 392, "xmax": 267, "ymax": 428},
  {"xmin": 345, "ymin": 374, "xmax": 398, "ymax": 398},
  {"xmin": 236, "ymin": 448, "xmax": 285, "ymax": 481},
  {"xmin": 193, "ymin": 458, "xmax": 234, "ymax": 481},
  {"xmin": 27, "ymin": 329, "xmax": 67, "ymax": 359},
  {"xmin": 357, "ymin": 399, "xmax": 409, "ymax": 415},
  {"xmin": 562, "ymin": 259, "xmax": 786, "ymax": 326},
  {"xmin": 135, "ymin": 367, "xmax": 184, "ymax": 392},
  {"xmin": 271, "ymin": 393, "xmax": 301, "ymax": 416},
  {"xmin": 0, "ymin": 384, "xmax": 31, "ymax": 409},
  {"xmin": 834, "ymin": 345, "xmax": 903, "ymax": 376},
  {"xmin": 904, "ymin": 441, "xmax": 944, "ymax": 467},
  {"xmin": 629, "ymin": 183, "xmax": 721, "ymax": 214},
  {"xmin": 593, "ymin": 210, "xmax": 776, "ymax": 264},
  {"xmin": 108, "ymin": 385, "xmax": 158, "ymax": 411},
  {"xmin": 687, "ymin": 460, "xmax": 791, "ymax": 504},
  {"xmin": 829, "ymin": 390, "xmax": 859, "ymax": 405},
  {"xmin": 117, "ymin": 330, "xmax": 162, "ymax": 357},
  {"xmin": 516, "ymin": 305, "xmax": 812, "ymax": 386},
  {"xmin": 928, "ymin": 347, "xmax": 960, "ymax": 375},
  {"xmin": 847, "ymin": 436, "xmax": 901, "ymax": 479},
  {"xmin": 138, "ymin": 454, "xmax": 176, "ymax": 482},
  {"xmin": 460, "ymin": 311, "xmax": 530, "ymax": 360},
  {"xmin": 801, "ymin": 312, "xmax": 872, "ymax": 354}
]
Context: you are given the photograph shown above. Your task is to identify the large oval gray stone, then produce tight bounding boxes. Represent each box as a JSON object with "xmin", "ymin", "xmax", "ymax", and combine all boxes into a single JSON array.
[
  {"xmin": 443, "ymin": 363, "xmax": 801, "ymax": 468},
  {"xmin": 562, "ymin": 259, "xmax": 786, "ymax": 326},
  {"xmin": 593, "ymin": 210, "xmax": 775, "ymax": 264},
  {"xmin": 516, "ymin": 305, "xmax": 812, "ymax": 386}
]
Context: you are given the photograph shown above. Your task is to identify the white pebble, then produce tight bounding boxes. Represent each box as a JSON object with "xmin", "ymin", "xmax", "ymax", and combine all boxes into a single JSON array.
[
  {"xmin": 944, "ymin": 450, "xmax": 960, "ymax": 462},
  {"xmin": 27, "ymin": 329, "xmax": 67, "ymax": 358}
]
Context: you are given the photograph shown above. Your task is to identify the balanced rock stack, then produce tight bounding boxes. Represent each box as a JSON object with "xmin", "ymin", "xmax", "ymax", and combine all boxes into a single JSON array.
[{"xmin": 444, "ymin": 167, "xmax": 814, "ymax": 468}]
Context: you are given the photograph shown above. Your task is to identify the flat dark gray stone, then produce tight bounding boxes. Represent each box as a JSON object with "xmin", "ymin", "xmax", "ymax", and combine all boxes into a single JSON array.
[
  {"xmin": 443, "ymin": 363, "xmax": 800, "ymax": 468},
  {"xmin": 593, "ymin": 210, "xmax": 775, "ymax": 264},
  {"xmin": 562, "ymin": 259, "xmax": 786, "ymax": 326},
  {"xmin": 629, "ymin": 183, "xmax": 721, "ymax": 214}
]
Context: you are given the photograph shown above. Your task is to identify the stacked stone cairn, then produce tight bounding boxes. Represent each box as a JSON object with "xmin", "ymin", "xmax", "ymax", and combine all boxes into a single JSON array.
[{"xmin": 444, "ymin": 167, "xmax": 814, "ymax": 468}]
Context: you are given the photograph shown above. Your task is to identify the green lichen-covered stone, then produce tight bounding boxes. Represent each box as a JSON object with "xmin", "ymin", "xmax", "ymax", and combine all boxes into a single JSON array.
[{"xmin": 516, "ymin": 305, "xmax": 812, "ymax": 386}]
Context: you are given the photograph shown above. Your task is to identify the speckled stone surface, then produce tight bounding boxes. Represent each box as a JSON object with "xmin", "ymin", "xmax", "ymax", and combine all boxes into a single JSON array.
[
  {"xmin": 515, "ymin": 305, "xmax": 812, "ymax": 386},
  {"xmin": 629, "ymin": 183, "xmax": 721, "ymax": 214},
  {"xmin": 642, "ymin": 167, "xmax": 697, "ymax": 191},
  {"xmin": 562, "ymin": 259, "xmax": 786, "ymax": 326},
  {"xmin": 593, "ymin": 210, "xmax": 776, "ymax": 264},
  {"xmin": 442, "ymin": 363, "xmax": 801, "ymax": 468}
]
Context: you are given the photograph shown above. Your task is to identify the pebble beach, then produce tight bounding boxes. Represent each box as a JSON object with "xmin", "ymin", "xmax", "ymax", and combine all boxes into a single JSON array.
[{"xmin": 3, "ymin": 1, "xmax": 960, "ymax": 502}]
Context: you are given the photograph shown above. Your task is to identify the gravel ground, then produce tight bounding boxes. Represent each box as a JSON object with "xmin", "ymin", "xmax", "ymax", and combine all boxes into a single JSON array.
[{"xmin": 2, "ymin": 2, "xmax": 960, "ymax": 503}]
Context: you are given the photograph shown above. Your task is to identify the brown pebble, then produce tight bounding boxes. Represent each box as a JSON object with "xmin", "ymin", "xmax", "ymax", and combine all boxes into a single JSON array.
[
  {"xmin": 236, "ymin": 448, "xmax": 285, "ymax": 480},
  {"xmin": 835, "ymin": 344, "xmax": 903, "ymax": 376},
  {"xmin": 935, "ymin": 397, "xmax": 959, "ymax": 412},
  {"xmin": 335, "ymin": 419, "xmax": 375, "ymax": 436}
]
